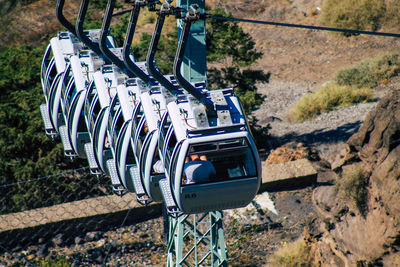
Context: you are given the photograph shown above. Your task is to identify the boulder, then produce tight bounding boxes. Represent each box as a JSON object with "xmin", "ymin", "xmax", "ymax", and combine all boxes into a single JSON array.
[
  {"xmin": 262, "ymin": 158, "xmax": 318, "ymax": 191},
  {"xmin": 313, "ymin": 89, "xmax": 400, "ymax": 265}
]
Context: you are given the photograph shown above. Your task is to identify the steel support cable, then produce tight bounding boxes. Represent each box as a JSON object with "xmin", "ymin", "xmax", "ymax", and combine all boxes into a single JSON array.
[
  {"xmin": 206, "ymin": 14, "xmax": 400, "ymax": 38},
  {"xmin": 113, "ymin": 9, "xmax": 400, "ymax": 37},
  {"xmin": 0, "ymin": 167, "xmax": 90, "ymax": 188}
]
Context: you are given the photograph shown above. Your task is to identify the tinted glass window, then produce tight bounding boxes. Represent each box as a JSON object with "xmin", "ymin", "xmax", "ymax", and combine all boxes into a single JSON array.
[{"xmin": 182, "ymin": 138, "xmax": 257, "ymax": 186}]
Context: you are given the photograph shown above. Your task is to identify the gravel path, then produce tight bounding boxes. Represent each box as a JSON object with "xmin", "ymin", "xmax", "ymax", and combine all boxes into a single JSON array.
[{"xmin": 253, "ymin": 79, "xmax": 383, "ymax": 161}]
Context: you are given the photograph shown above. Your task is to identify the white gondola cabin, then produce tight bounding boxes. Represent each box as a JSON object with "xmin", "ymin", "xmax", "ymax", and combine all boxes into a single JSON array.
[
  {"xmin": 58, "ymin": 52, "xmax": 104, "ymax": 158},
  {"xmin": 40, "ymin": 32, "xmax": 82, "ymax": 137},
  {"xmin": 90, "ymin": 68, "xmax": 133, "ymax": 193},
  {"xmin": 91, "ymin": 71, "xmax": 113, "ymax": 173},
  {"xmin": 158, "ymin": 89, "xmax": 261, "ymax": 214},
  {"xmin": 131, "ymin": 87, "xmax": 169, "ymax": 202},
  {"xmin": 114, "ymin": 82, "xmax": 141, "ymax": 193}
]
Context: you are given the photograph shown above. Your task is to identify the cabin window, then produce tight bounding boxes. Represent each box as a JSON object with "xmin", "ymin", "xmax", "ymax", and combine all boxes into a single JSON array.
[
  {"xmin": 41, "ymin": 45, "xmax": 52, "ymax": 83},
  {"xmin": 61, "ymin": 65, "xmax": 72, "ymax": 100},
  {"xmin": 151, "ymin": 145, "xmax": 164, "ymax": 174},
  {"xmin": 47, "ymin": 73, "xmax": 62, "ymax": 98},
  {"xmin": 87, "ymin": 97, "xmax": 100, "ymax": 133},
  {"xmin": 44, "ymin": 59, "xmax": 57, "ymax": 96},
  {"xmin": 46, "ymin": 59, "xmax": 57, "ymax": 87},
  {"xmin": 140, "ymin": 131, "xmax": 154, "ymax": 179},
  {"xmin": 112, "ymin": 113, "xmax": 124, "ymax": 148},
  {"xmin": 85, "ymin": 82, "xmax": 96, "ymax": 115},
  {"xmin": 64, "ymin": 79, "xmax": 75, "ymax": 112},
  {"xmin": 135, "ymin": 118, "xmax": 148, "ymax": 159},
  {"xmin": 158, "ymin": 113, "xmax": 171, "ymax": 156},
  {"xmin": 88, "ymin": 99, "xmax": 99, "ymax": 134},
  {"xmin": 163, "ymin": 127, "xmax": 176, "ymax": 174},
  {"xmin": 126, "ymin": 143, "xmax": 135, "ymax": 164},
  {"xmin": 181, "ymin": 138, "xmax": 257, "ymax": 186},
  {"xmin": 108, "ymin": 96, "xmax": 119, "ymax": 135},
  {"xmin": 170, "ymin": 142, "xmax": 182, "ymax": 188},
  {"xmin": 78, "ymin": 114, "xmax": 87, "ymax": 132},
  {"xmin": 131, "ymin": 103, "xmax": 143, "ymax": 141},
  {"xmin": 92, "ymin": 100, "xmax": 101, "ymax": 118}
]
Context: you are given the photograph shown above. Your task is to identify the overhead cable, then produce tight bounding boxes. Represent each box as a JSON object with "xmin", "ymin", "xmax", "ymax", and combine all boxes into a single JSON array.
[
  {"xmin": 206, "ymin": 14, "xmax": 400, "ymax": 38},
  {"xmin": 113, "ymin": 7, "xmax": 400, "ymax": 38}
]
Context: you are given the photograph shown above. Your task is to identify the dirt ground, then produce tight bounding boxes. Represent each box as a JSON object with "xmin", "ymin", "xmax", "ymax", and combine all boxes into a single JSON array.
[{"xmin": 2, "ymin": 0, "xmax": 400, "ymax": 265}]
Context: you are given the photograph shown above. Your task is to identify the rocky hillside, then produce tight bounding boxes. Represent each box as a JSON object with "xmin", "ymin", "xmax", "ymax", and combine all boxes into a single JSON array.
[
  {"xmin": 1, "ymin": 0, "xmax": 400, "ymax": 266},
  {"xmin": 312, "ymin": 89, "xmax": 400, "ymax": 265}
]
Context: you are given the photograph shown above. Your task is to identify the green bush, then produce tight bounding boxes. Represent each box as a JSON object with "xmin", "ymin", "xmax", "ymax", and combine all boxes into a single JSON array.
[
  {"xmin": 335, "ymin": 53, "xmax": 400, "ymax": 88},
  {"xmin": 0, "ymin": 45, "xmax": 111, "ymax": 214},
  {"xmin": 129, "ymin": 7, "xmax": 270, "ymax": 114},
  {"xmin": 268, "ymin": 238, "xmax": 312, "ymax": 267},
  {"xmin": 336, "ymin": 166, "xmax": 369, "ymax": 216},
  {"xmin": 289, "ymin": 83, "xmax": 373, "ymax": 122},
  {"xmin": 36, "ymin": 256, "xmax": 70, "ymax": 267},
  {"xmin": 206, "ymin": 8, "xmax": 270, "ymax": 114}
]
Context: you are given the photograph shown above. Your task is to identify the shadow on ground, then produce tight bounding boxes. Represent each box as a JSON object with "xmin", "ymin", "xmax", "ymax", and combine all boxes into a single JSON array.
[{"xmin": 268, "ymin": 121, "xmax": 362, "ymax": 149}]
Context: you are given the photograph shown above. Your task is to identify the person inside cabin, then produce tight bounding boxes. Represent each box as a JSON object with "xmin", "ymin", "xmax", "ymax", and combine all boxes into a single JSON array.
[
  {"xmin": 183, "ymin": 149, "xmax": 216, "ymax": 185},
  {"xmin": 152, "ymin": 147, "xmax": 164, "ymax": 174}
]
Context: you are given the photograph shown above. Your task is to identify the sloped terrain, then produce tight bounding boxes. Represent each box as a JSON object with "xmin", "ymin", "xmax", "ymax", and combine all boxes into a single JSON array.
[
  {"xmin": 1, "ymin": 0, "xmax": 400, "ymax": 265},
  {"xmin": 312, "ymin": 88, "xmax": 400, "ymax": 265}
]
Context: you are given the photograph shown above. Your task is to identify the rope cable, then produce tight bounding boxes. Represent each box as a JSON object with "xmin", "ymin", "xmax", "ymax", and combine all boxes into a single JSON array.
[
  {"xmin": 112, "ymin": 7, "xmax": 400, "ymax": 37},
  {"xmin": 206, "ymin": 14, "xmax": 400, "ymax": 38}
]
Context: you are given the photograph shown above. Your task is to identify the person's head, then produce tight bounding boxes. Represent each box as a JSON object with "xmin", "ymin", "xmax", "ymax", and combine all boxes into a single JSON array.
[
  {"xmin": 186, "ymin": 147, "xmax": 207, "ymax": 162},
  {"xmin": 186, "ymin": 147, "xmax": 197, "ymax": 162},
  {"xmin": 190, "ymin": 154, "xmax": 200, "ymax": 161}
]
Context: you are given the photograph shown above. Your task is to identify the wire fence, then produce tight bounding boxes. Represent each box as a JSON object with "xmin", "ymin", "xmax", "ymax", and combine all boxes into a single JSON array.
[
  {"xmin": 0, "ymin": 169, "xmax": 163, "ymax": 265},
  {"xmin": 0, "ymin": 168, "xmax": 112, "ymax": 215}
]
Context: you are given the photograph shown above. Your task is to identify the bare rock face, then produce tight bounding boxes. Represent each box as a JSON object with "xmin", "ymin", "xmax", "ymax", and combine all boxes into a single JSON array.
[
  {"xmin": 347, "ymin": 89, "xmax": 400, "ymax": 166},
  {"xmin": 313, "ymin": 89, "xmax": 400, "ymax": 265}
]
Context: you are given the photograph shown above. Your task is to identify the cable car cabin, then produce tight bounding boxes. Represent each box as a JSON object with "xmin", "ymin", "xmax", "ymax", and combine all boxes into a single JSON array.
[
  {"xmin": 41, "ymin": 29, "xmax": 115, "ymax": 94},
  {"xmin": 90, "ymin": 69, "xmax": 130, "ymax": 193},
  {"xmin": 42, "ymin": 29, "xmax": 116, "ymax": 139},
  {"xmin": 112, "ymin": 83, "xmax": 146, "ymax": 197},
  {"xmin": 40, "ymin": 32, "xmax": 81, "ymax": 137},
  {"xmin": 57, "ymin": 53, "xmax": 105, "ymax": 158},
  {"xmin": 91, "ymin": 71, "xmax": 113, "ymax": 173},
  {"xmin": 132, "ymin": 88, "xmax": 169, "ymax": 203},
  {"xmin": 41, "ymin": 32, "xmax": 77, "ymax": 97},
  {"xmin": 159, "ymin": 89, "xmax": 261, "ymax": 215},
  {"xmin": 40, "ymin": 30, "xmax": 112, "ymax": 138},
  {"xmin": 83, "ymin": 70, "xmax": 115, "ymax": 175}
]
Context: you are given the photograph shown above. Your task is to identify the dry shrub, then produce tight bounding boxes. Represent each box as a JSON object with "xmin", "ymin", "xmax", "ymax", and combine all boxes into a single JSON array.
[
  {"xmin": 268, "ymin": 238, "xmax": 312, "ymax": 267},
  {"xmin": 289, "ymin": 53, "xmax": 400, "ymax": 122},
  {"xmin": 288, "ymin": 83, "xmax": 373, "ymax": 122},
  {"xmin": 384, "ymin": 0, "xmax": 400, "ymax": 30},
  {"xmin": 320, "ymin": 0, "xmax": 385, "ymax": 33},
  {"xmin": 137, "ymin": 9, "xmax": 157, "ymax": 26},
  {"xmin": 321, "ymin": 0, "xmax": 400, "ymax": 34},
  {"xmin": 335, "ymin": 53, "xmax": 400, "ymax": 89},
  {"xmin": 336, "ymin": 166, "xmax": 369, "ymax": 216},
  {"xmin": 265, "ymin": 143, "xmax": 319, "ymax": 165}
]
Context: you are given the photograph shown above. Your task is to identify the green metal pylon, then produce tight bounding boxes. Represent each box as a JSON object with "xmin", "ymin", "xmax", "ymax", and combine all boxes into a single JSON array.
[
  {"xmin": 167, "ymin": 1, "xmax": 227, "ymax": 266},
  {"xmin": 177, "ymin": 0, "xmax": 207, "ymax": 83},
  {"xmin": 167, "ymin": 211, "xmax": 227, "ymax": 267}
]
